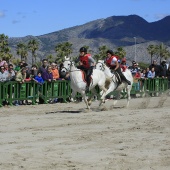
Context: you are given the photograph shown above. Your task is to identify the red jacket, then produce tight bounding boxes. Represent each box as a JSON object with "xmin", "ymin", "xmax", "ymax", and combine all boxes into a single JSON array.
[
  {"xmin": 105, "ymin": 56, "xmax": 118, "ymax": 68},
  {"xmin": 79, "ymin": 54, "xmax": 91, "ymax": 68}
]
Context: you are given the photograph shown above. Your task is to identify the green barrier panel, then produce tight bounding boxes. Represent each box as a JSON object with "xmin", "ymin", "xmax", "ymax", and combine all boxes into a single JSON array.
[
  {"xmin": 0, "ymin": 78, "xmax": 169, "ymax": 107},
  {"xmin": 0, "ymin": 82, "xmax": 3, "ymax": 107}
]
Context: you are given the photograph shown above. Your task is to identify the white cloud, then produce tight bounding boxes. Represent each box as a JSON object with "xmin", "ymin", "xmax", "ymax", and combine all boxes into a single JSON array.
[
  {"xmin": 12, "ymin": 20, "xmax": 20, "ymax": 24},
  {"xmin": 0, "ymin": 11, "xmax": 5, "ymax": 18}
]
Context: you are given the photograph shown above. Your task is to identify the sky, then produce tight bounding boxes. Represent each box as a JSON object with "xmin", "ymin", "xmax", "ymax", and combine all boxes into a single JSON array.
[{"xmin": 0, "ymin": 0, "xmax": 169, "ymax": 38}]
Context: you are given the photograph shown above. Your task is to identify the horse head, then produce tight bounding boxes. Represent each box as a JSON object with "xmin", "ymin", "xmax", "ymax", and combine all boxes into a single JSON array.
[
  {"xmin": 96, "ymin": 60, "xmax": 105, "ymax": 71},
  {"xmin": 61, "ymin": 56, "xmax": 75, "ymax": 73},
  {"xmin": 96, "ymin": 60, "xmax": 113, "ymax": 79}
]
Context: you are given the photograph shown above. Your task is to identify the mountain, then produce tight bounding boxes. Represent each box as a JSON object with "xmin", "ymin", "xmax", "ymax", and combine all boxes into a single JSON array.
[{"xmin": 8, "ymin": 15, "xmax": 170, "ymax": 65}]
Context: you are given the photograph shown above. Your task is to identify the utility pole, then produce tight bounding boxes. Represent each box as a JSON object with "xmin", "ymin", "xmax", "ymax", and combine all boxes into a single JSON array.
[{"xmin": 133, "ymin": 37, "xmax": 137, "ymax": 61}]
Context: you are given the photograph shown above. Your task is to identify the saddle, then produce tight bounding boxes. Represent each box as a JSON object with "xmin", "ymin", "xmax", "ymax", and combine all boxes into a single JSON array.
[{"xmin": 111, "ymin": 70, "xmax": 122, "ymax": 88}]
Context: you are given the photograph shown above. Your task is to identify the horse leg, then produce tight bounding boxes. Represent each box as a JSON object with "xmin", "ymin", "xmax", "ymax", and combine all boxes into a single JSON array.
[
  {"xmin": 70, "ymin": 90, "xmax": 76, "ymax": 102},
  {"xmin": 87, "ymin": 88, "xmax": 97, "ymax": 106},
  {"xmin": 98, "ymin": 85, "xmax": 108, "ymax": 106},
  {"xmin": 126, "ymin": 86, "xmax": 131, "ymax": 107},
  {"xmin": 80, "ymin": 91, "xmax": 90, "ymax": 110}
]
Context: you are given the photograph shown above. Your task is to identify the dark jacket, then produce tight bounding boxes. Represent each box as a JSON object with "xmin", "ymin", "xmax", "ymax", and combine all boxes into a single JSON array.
[
  {"xmin": 42, "ymin": 71, "xmax": 53, "ymax": 81},
  {"xmin": 149, "ymin": 64, "xmax": 161, "ymax": 77}
]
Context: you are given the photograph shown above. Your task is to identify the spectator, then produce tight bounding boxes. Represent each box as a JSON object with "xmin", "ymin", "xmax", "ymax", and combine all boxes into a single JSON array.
[
  {"xmin": 33, "ymin": 72, "xmax": 44, "ymax": 97},
  {"xmin": 128, "ymin": 61, "xmax": 138, "ymax": 76},
  {"xmin": 134, "ymin": 69, "xmax": 141, "ymax": 91},
  {"xmin": 24, "ymin": 65, "xmax": 31, "ymax": 82},
  {"xmin": 166, "ymin": 65, "xmax": 170, "ymax": 89},
  {"xmin": 38, "ymin": 59, "xmax": 49, "ymax": 77},
  {"xmin": 0, "ymin": 66, "xmax": 8, "ymax": 82},
  {"xmin": 160, "ymin": 60, "xmax": 167, "ymax": 78},
  {"xmin": 33, "ymin": 72, "xmax": 44, "ymax": 85},
  {"xmin": 6, "ymin": 64, "xmax": 15, "ymax": 104},
  {"xmin": 37, "ymin": 59, "xmax": 49, "ymax": 104},
  {"xmin": 0, "ymin": 57, "xmax": 7, "ymax": 67},
  {"xmin": 149, "ymin": 60, "xmax": 161, "ymax": 77},
  {"xmin": 51, "ymin": 63, "xmax": 59, "ymax": 80},
  {"xmin": 3, "ymin": 62, "xmax": 9, "ymax": 71},
  {"xmin": 15, "ymin": 67, "xmax": 27, "ymax": 105},
  {"xmin": 140, "ymin": 69, "xmax": 147, "ymax": 90},
  {"xmin": 30, "ymin": 64, "xmax": 38, "ymax": 78},
  {"xmin": 147, "ymin": 67, "xmax": 155, "ymax": 78},
  {"xmin": 141, "ymin": 69, "xmax": 148, "ymax": 79},
  {"xmin": 42, "ymin": 65, "xmax": 53, "ymax": 82},
  {"xmin": 14, "ymin": 61, "xmax": 24, "ymax": 73},
  {"xmin": 15, "ymin": 67, "xmax": 27, "ymax": 83},
  {"xmin": 0, "ymin": 65, "xmax": 9, "ymax": 106},
  {"xmin": 7, "ymin": 64, "xmax": 15, "ymax": 81}
]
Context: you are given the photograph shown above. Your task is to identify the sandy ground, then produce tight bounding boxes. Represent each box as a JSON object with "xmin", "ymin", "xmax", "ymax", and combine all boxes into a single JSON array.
[{"xmin": 0, "ymin": 94, "xmax": 170, "ymax": 170}]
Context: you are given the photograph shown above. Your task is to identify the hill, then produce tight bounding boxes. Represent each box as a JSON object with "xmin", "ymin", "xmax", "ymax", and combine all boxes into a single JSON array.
[{"xmin": 8, "ymin": 14, "xmax": 170, "ymax": 65}]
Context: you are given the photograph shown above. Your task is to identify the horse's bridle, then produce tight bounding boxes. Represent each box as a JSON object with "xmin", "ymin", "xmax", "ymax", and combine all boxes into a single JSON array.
[
  {"xmin": 96, "ymin": 61, "xmax": 105, "ymax": 71},
  {"xmin": 62, "ymin": 60, "xmax": 80, "ymax": 73}
]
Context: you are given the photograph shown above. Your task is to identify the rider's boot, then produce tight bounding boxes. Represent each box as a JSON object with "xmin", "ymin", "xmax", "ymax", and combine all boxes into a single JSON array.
[
  {"xmin": 85, "ymin": 78, "xmax": 90, "ymax": 93},
  {"xmin": 124, "ymin": 79, "xmax": 131, "ymax": 85},
  {"xmin": 85, "ymin": 85, "xmax": 89, "ymax": 93}
]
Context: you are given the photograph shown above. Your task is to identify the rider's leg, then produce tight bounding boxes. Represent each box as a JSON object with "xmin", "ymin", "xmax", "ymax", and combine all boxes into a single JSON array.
[
  {"xmin": 86, "ymin": 67, "xmax": 93, "ymax": 92},
  {"xmin": 116, "ymin": 67, "xmax": 131, "ymax": 85}
]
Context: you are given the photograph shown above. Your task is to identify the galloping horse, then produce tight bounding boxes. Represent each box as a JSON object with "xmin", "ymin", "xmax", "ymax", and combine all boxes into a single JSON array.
[
  {"xmin": 61, "ymin": 57, "xmax": 107, "ymax": 109},
  {"xmin": 96, "ymin": 60, "xmax": 133, "ymax": 107}
]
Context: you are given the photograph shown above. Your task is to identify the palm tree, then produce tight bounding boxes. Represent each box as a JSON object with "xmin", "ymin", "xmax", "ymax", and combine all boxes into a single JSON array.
[
  {"xmin": 114, "ymin": 47, "xmax": 126, "ymax": 59},
  {"xmin": 46, "ymin": 54, "xmax": 54, "ymax": 64},
  {"xmin": 0, "ymin": 34, "xmax": 12, "ymax": 61},
  {"xmin": 16, "ymin": 42, "xmax": 28, "ymax": 62},
  {"xmin": 147, "ymin": 44, "xmax": 156, "ymax": 64},
  {"xmin": 93, "ymin": 45, "xmax": 108, "ymax": 60},
  {"xmin": 155, "ymin": 43, "xmax": 169, "ymax": 64},
  {"xmin": 55, "ymin": 42, "xmax": 73, "ymax": 63},
  {"xmin": 28, "ymin": 39, "xmax": 39, "ymax": 65}
]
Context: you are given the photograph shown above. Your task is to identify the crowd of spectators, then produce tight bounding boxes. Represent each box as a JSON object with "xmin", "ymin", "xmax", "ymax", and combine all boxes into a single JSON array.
[
  {"xmin": 0, "ymin": 58, "xmax": 70, "ymax": 106},
  {"xmin": 1, "ymin": 57, "xmax": 170, "ymax": 106},
  {"xmin": 126, "ymin": 59, "xmax": 170, "ymax": 92},
  {"xmin": 127, "ymin": 59, "xmax": 170, "ymax": 79}
]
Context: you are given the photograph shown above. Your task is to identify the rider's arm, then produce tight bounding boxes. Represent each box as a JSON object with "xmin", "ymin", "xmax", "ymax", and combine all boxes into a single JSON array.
[
  {"xmin": 114, "ymin": 60, "xmax": 119, "ymax": 70},
  {"xmin": 110, "ymin": 58, "xmax": 119, "ymax": 70},
  {"xmin": 88, "ymin": 56, "xmax": 96, "ymax": 66}
]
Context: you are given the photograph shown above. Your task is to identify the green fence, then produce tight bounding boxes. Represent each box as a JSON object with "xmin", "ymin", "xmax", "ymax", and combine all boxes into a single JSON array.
[{"xmin": 0, "ymin": 78, "xmax": 169, "ymax": 107}]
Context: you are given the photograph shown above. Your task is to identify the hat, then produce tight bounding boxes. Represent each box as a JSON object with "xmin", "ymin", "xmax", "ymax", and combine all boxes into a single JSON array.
[
  {"xmin": 122, "ymin": 58, "xmax": 126, "ymax": 62},
  {"xmin": 132, "ymin": 60, "xmax": 136, "ymax": 64}
]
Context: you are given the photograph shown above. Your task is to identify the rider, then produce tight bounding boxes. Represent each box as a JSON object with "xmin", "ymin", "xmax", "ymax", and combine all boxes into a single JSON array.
[
  {"xmin": 120, "ymin": 57, "xmax": 128, "ymax": 72},
  {"xmin": 77, "ymin": 47, "xmax": 96, "ymax": 92},
  {"xmin": 105, "ymin": 50, "xmax": 131, "ymax": 85}
]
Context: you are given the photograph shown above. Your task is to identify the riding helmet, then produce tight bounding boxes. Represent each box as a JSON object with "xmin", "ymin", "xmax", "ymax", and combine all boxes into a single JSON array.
[
  {"xmin": 79, "ymin": 47, "xmax": 87, "ymax": 53},
  {"xmin": 106, "ymin": 50, "xmax": 114, "ymax": 55}
]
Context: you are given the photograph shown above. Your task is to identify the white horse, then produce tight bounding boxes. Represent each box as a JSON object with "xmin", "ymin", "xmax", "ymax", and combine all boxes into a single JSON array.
[
  {"xmin": 61, "ymin": 57, "xmax": 107, "ymax": 109},
  {"xmin": 96, "ymin": 60, "xmax": 133, "ymax": 107}
]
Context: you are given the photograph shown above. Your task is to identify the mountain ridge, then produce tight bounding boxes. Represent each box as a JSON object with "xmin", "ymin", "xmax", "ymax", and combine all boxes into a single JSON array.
[{"xmin": 8, "ymin": 14, "xmax": 170, "ymax": 64}]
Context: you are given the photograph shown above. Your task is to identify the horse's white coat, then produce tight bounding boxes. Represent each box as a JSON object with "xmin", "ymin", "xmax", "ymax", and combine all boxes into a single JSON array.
[
  {"xmin": 96, "ymin": 60, "xmax": 133, "ymax": 107},
  {"xmin": 61, "ymin": 57, "xmax": 107, "ymax": 109}
]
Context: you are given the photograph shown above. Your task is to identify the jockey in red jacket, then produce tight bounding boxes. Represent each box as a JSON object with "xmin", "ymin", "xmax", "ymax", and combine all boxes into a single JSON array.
[
  {"xmin": 120, "ymin": 57, "xmax": 128, "ymax": 72},
  {"xmin": 77, "ymin": 47, "xmax": 96, "ymax": 92},
  {"xmin": 105, "ymin": 50, "xmax": 131, "ymax": 85}
]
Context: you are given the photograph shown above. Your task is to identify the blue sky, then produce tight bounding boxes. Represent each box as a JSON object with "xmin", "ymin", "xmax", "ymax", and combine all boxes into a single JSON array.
[{"xmin": 0, "ymin": 0, "xmax": 169, "ymax": 38}]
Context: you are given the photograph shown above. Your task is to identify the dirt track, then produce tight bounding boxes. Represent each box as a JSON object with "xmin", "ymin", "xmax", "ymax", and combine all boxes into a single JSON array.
[{"xmin": 0, "ymin": 96, "xmax": 170, "ymax": 170}]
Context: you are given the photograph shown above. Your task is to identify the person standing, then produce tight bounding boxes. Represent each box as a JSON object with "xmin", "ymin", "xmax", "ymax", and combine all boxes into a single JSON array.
[
  {"xmin": 105, "ymin": 50, "xmax": 131, "ymax": 85},
  {"xmin": 76, "ymin": 47, "xmax": 96, "ymax": 92}
]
